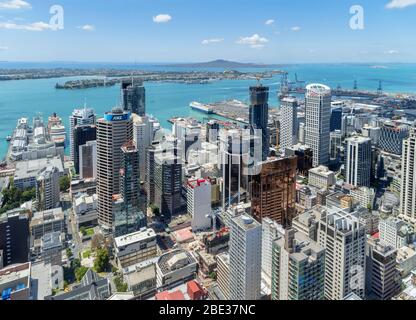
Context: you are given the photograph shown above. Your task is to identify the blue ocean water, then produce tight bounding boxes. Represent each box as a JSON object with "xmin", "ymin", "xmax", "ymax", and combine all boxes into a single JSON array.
[{"xmin": 1, "ymin": 63, "xmax": 416, "ymax": 159}]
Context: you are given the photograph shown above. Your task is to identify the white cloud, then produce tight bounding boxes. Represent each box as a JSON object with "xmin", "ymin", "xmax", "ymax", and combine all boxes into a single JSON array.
[
  {"xmin": 202, "ymin": 38, "xmax": 224, "ymax": 45},
  {"xmin": 291, "ymin": 26, "xmax": 301, "ymax": 32},
  {"xmin": 0, "ymin": 21, "xmax": 54, "ymax": 31},
  {"xmin": 236, "ymin": 34, "xmax": 268, "ymax": 49},
  {"xmin": 386, "ymin": 49, "xmax": 400, "ymax": 54},
  {"xmin": 386, "ymin": 0, "xmax": 416, "ymax": 9},
  {"xmin": 265, "ymin": 19, "xmax": 275, "ymax": 25},
  {"xmin": 153, "ymin": 14, "xmax": 172, "ymax": 23},
  {"xmin": 78, "ymin": 24, "xmax": 95, "ymax": 32},
  {"xmin": 0, "ymin": 0, "xmax": 31, "ymax": 10}
]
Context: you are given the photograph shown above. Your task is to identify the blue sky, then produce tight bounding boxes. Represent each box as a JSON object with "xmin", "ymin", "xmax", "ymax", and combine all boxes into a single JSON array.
[{"xmin": 0, "ymin": 0, "xmax": 415, "ymax": 63}]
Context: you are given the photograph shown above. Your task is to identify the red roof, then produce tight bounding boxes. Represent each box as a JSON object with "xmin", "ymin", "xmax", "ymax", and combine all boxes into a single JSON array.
[
  {"xmin": 155, "ymin": 290, "xmax": 185, "ymax": 301},
  {"xmin": 187, "ymin": 280, "xmax": 202, "ymax": 294}
]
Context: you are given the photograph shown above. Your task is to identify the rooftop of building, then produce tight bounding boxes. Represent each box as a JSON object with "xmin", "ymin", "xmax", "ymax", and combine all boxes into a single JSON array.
[
  {"xmin": 14, "ymin": 156, "xmax": 63, "ymax": 181},
  {"xmin": 306, "ymin": 83, "xmax": 331, "ymax": 95},
  {"xmin": 232, "ymin": 214, "xmax": 261, "ymax": 231},
  {"xmin": 41, "ymin": 232, "xmax": 62, "ymax": 250},
  {"xmin": 309, "ymin": 165, "xmax": 334, "ymax": 176},
  {"xmin": 157, "ymin": 249, "xmax": 197, "ymax": 276},
  {"xmin": 30, "ymin": 207, "xmax": 64, "ymax": 227},
  {"xmin": 114, "ymin": 228, "xmax": 156, "ymax": 248},
  {"xmin": 0, "ymin": 262, "xmax": 31, "ymax": 287}
]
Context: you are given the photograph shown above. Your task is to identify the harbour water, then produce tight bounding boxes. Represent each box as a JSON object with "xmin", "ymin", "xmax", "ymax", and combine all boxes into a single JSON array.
[{"xmin": 1, "ymin": 62, "xmax": 416, "ymax": 159}]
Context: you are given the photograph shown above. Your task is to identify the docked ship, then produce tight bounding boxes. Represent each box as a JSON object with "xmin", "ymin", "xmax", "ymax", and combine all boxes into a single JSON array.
[
  {"xmin": 190, "ymin": 101, "xmax": 214, "ymax": 114},
  {"xmin": 47, "ymin": 113, "xmax": 66, "ymax": 147}
]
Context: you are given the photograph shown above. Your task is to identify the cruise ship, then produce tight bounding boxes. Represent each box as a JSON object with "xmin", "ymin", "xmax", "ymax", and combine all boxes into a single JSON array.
[
  {"xmin": 47, "ymin": 113, "xmax": 66, "ymax": 147},
  {"xmin": 189, "ymin": 101, "xmax": 214, "ymax": 114}
]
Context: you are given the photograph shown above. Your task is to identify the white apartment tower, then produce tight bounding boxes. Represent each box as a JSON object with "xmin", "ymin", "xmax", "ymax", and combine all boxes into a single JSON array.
[
  {"xmin": 346, "ymin": 136, "xmax": 372, "ymax": 187},
  {"xmin": 400, "ymin": 127, "xmax": 416, "ymax": 225},
  {"xmin": 280, "ymin": 97, "xmax": 298, "ymax": 151},
  {"xmin": 317, "ymin": 208, "xmax": 367, "ymax": 300},
  {"xmin": 70, "ymin": 107, "xmax": 96, "ymax": 162},
  {"xmin": 187, "ymin": 178, "xmax": 212, "ymax": 232},
  {"xmin": 305, "ymin": 84, "xmax": 331, "ymax": 167},
  {"xmin": 229, "ymin": 215, "xmax": 262, "ymax": 300}
]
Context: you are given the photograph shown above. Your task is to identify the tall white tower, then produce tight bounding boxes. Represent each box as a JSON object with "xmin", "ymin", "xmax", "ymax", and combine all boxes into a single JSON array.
[
  {"xmin": 346, "ymin": 136, "xmax": 372, "ymax": 187},
  {"xmin": 229, "ymin": 215, "xmax": 262, "ymax": 300},
  {"xmin": 305, "ymin": 84, "xmax": 331, "ymax": 167},
  {"xmin": 70, "ymin": 107, "xmax": 96, "ymax": 162},
  {"xmin": 400, "ymin": 127, "xmax": 416, "ymax": 225}
]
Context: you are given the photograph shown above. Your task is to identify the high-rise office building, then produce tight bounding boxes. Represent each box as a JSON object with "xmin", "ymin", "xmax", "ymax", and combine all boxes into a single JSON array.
[
  {"xmin": 70, "ymin": 107, "xmax": 96, "ymax": 162},
  {"xmin": 330, "ymin": 107, "xmax": 343, "ymax": 132},
  {"xmin": 0, "ymin": 211, "xmax": 30, "ymax": 268},
  {"xmin": 73, "ymin": 125, "xmax": 96, "ymax": 174},
  {"xmin": 249, "ymin": 85, "xmax": 270, "ymax": 161},
  {"xmin": 280, "ymin": 97, "xmax": 298, "ymax": 151},
  {"xmin": 154, "ymin": 152, "xmax": 183, "ymax": 220},
  {"xmin": 132, "ymin": 114, "xmax": 154, "ymax": 182},
  {"xmin": 305, "ymin": 84, "xmax": 331, "ymax": 167},
  {"xmin": 112, "ymin": 142, "xmax": 145, "ymax": 237},
  {"xmin": 145, "ymin": 141, "xmax": 160, "ymax": 206},
  {"xmin": 271, "ymin": 229, "xmax": 325, "ymax": 300},
  {"xmin": 217, "ymin": 253, "xmax": 231, "ymax": 300},
  {"xmin": 365, "ymin": 238, "xmax": 400, "ymax": 300},
  {"xmin": 79, "ymin": 141, "xmax": 97, "ymax": 180},
  {"xmin": 121, "ymin": 79, "xmax": 146, "ymax": 116},
  {"xmin": 187, "ymin": 178, "xmax": 212, "ymax": 232},
  {"xmin": 379, "ymin": 121, "xmax": 409, "ymax": 156},
  {"xmin": 400, "ymin": 127, "xmax": 416, "ymax": 225},
  {"xmin": 317, "ymin": 208, "xmax": 367, "ymax": 300},
  {"xmin": 206, "ymin": 120, "xmax": 220, "ymax": 143},
  {"xmin": 346, "ymin": 136, "xmax": 372, "ymax": 187},
  {"xmin": 97, "ymin": 108, "xmax": 133, "ymax": 230},
  {"xmin": 250, "ymin": 156, "xmax": 297, "ymax": 228},
  {"xmin": 229, "ymin": 215, "xmax": 262, "ymax": 300},
  {"xmin": 36, "ymin": 165, "xmax": 61, "ymax": 211},
  {"xmin": 220, "ymin": 129, "xmax": 250, "ymax": 209},
  {"xmin": 261, "ymin": 218, "xmax": 285, "ymax": 289}
]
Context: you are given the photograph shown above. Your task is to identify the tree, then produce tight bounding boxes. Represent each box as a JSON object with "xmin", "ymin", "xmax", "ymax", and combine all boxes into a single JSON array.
[
  {"xmin": 66, "ymin": 248, "xmax": 73, "ymax": 259},
  {"xmin": 94, "ymin": 248, "xmax": 110, "ymax": 273},
  {"xmin": 209, "ymin": 272, "xmax": 217, "ymax": 281},
  {"xmin": 80, "ymin": 227, "xmax": 87, "ymax": 236},
  {"xmin": 150, "ymin": 204, "xmax": 160, "ymax": 216},
  {"xmin": 75, "ymin": 266, "xmax": 89, "ymax": 282},
  {"xmin": 114, "ymin": 275, "xmax": 128, "ymax": 293},
  {"xmin": 59, "ymin": 176, "xmax": 70, "ymax": 192},
  {"xmin": 91, "ymin": 234, "xmax": 106, "ymax": 251}
]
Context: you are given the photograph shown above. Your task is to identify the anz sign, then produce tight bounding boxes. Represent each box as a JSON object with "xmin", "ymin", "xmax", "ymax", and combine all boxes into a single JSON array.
[{"xmin": 104, "ymin": 112, "xmax": 131, "ymax": 122}]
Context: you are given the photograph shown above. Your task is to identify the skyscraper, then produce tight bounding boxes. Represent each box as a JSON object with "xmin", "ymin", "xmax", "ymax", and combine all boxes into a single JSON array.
[
  {"xmin": 132, "ymin": 114, "xmax": 154, "ymax": 182},
  {"xmin": 36, "ymin": 165, "xmax": 61, "ymax": 211},
  {"xmin": 317, "ymin": 208, "xmax": 366, "ymax": 300},
  {"xmin": 113, "ymin": 142, "xmax": 146, "ymax": 237},
  {"xmin": 187, "ymin": 178, "xmax": 212, "ymax": 232},
  {"xmin": 280, "ymin": 97, "xmax": 298, "ymax": 151},
  {"xmin": 379, "ymin": 120, "xmax": 409, "ymax": 155},
  {"xmin": 70, "ymin": 107, "xmax": 96, "ymax": 162},
  {"xmin": 220, "ymin": 129, "xmax": 250, "ymax": 209},
  {"xmin": 249, "ymin": 85, "xmax": 270, "ymax": 161},
  {"xmin": 73, "ymin": 125, "xmax": 96, "ymax": 175},
  {"xmin": 97, "ymin": 108, "xmax": 133, "ymax": 230},
  {"xmin": 305, "ymin": 84, "xmax": 331, "ymax": 167},
  {"xmin": 154, "ymin": 152, "xmax": 183, "ymax": 220},
  {"xmin": 79, "ymin": 141, "xmax": 97, "ymax": 180},
  {"xmin": 121, "ymin": 79, "xmax": 146, "ymax": 116},
  {"xmin": 229, "ymin": 215, "xmax": 262, "ymax": 300},
  {"xmin": 346, "ymin": 136, "xmax": 372, "ymax": 187},
  {"xmin": 271, "ymin": 229, "xmax": 325, "ymax": 300},
  {"xmin": 365, "ymin": 238, "xmax": 400, "ymax": 300},
  {"xmin": 250, "ymin": 156, "xmax": 297, "ymax": 228},
  {"xmin": 400, "ymin": 127, "xmax": 416, "ymax": 225},
  {"xmin": 330, "ymin": 107, "xmax": 343, "ymax": 132}
]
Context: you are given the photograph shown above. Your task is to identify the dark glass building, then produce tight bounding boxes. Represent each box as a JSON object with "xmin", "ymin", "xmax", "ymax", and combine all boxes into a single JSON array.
[
  {"xmin": 73, "ymin": 125, "xmax": 97, "ymax": 174},
  {"xmin": 121, "ymin": 79, "xmax": 146, "ymax": 116},
  {"xmin": 249, "ymin": 85, "xmax": 270, "ymax": 161},
  {"xmin": 330, "ymin": 108, "xmax": 342, "ymax": 132}
]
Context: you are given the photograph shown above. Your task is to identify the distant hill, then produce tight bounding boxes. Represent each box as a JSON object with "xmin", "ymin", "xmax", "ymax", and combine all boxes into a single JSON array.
[{"xmin": 163, "ymin": 59, "xmax": 282, "ymax": 69}]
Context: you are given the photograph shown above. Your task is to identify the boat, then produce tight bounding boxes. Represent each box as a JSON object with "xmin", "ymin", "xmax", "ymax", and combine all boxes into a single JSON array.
[
  {"xmin": 5, "ymin": 135, "xmax": 12, "ymax": 142},
  {"xmin": 190, "ymin": 101, "xmax": 214, "ymax": 114}
]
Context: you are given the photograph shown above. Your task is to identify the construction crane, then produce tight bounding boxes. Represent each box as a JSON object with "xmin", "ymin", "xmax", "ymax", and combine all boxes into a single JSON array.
[{"xmin": 377, "ymin": 80, "xmax": 383, "ymax": 95}]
